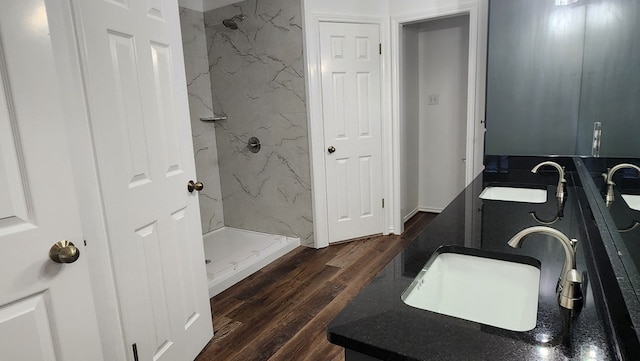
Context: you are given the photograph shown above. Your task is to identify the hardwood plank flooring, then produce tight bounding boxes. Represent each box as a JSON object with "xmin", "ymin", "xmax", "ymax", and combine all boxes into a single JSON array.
[{"xmin": 195, "ymin": 212, "xmax": 437, "ymax": 361}]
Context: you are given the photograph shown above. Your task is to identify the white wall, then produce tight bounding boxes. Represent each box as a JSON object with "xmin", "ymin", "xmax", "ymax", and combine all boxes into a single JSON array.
[
  {"xmin": 418, "ymin": 16, "xmax": 469, "ymax": 212},
  {"xmin": 389, "ymin": 0, "xmax": 480, "ymax": 17},
  {"xmin": 303, "ymin": 0, "xmax": 387, "ymax": 16},
  {"xmin": 401, "ymin": 26, "xmax": 420, "ymax": 221}
]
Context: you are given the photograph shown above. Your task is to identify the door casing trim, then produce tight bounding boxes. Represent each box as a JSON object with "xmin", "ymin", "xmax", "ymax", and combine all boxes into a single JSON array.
[{"xmin": 303, "ymin": 12, "xmax": 391, "ymax": 248}]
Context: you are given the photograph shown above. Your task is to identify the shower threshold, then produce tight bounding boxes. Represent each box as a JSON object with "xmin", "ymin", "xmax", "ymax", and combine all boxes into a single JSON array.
[{"xmin": 202, "ymin": 227, "xmax": 300, "ymax": 298}]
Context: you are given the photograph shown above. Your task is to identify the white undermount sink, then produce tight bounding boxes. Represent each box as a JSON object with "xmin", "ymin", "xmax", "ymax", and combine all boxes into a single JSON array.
[
  {"xmin": 621, "ymin": 194, "xmax": 640, "ymax": 212},
  {"xmin": 402, "ymin": 247, "xmax": 541, "ymax": 332},
  {"xmin": 479, "ymin": 186, "xmax": 547, "ymax": 203}
]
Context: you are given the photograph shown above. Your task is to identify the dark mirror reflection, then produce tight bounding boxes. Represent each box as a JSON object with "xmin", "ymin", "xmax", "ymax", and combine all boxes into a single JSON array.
[
  {"xmin": 485, "ymin": 0, "xmax": 640, "ymax": 157},
  {"xmin": 484, "ymin": 0, "xmax": 640, "ymax": 329},
  {"xmin": 582, "ymin": 158, "xmax": 640, "ymax": 281}
]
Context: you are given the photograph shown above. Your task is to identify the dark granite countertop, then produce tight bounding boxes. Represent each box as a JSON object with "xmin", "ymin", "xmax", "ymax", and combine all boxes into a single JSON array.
[{"xmin": 328, "ymin": 159, "xmax": 619, "ymax": 361}]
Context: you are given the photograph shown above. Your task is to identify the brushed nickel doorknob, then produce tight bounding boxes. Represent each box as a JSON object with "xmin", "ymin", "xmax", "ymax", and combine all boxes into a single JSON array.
[
  {"xmin": 188, "ymin": 180, "xmax": 204, "ymax": 193},
  {"xmin": 328, "ymin": 146, "xmax": 336, "ymax": 154},
  {"xmin": 49, "ymin": 240, "xmax": 80, "ymax": 264}
]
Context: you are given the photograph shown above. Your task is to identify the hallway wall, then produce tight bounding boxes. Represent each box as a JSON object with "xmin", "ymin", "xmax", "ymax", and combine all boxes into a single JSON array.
[
  {"xmin": 180, "ymin": 7, "xmax": 225, "ymax": 233},
  {"xmin": 204, "ymin": 0, "xmax": 313, "ymax": 245},
  {"xmin": 400, "ymin": 16, "xmax": 470, "ymax": 216},
  {"xmin": 418, "ymin": 16, "xmax": 469, "ymax": 212},
  {"xmin": 401, "ymin": 26, "xmax": 420, "ymax": 220}
]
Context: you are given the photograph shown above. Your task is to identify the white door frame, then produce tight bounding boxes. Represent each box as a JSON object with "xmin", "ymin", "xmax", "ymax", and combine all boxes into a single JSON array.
[
  {"xmin": 390, "ymin": 2, "xmax": 487, "ymax": 234},
  {"xmin": 304, "ymin": 13, "xmax": 392, "ymax": 248}
]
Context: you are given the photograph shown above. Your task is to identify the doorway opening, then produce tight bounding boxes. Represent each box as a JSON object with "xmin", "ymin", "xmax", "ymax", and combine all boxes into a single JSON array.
[
  {"xmin": 398, "ymin": 14, "xmax": 476, "ymax": 224},
  {"xmin": 391, "ymin": 3, "xmax": 486, "ymax": 233}
]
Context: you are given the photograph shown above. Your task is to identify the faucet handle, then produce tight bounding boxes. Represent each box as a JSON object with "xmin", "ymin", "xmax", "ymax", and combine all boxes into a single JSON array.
[
  {"xmin": 558, "ymin": 269, "xmax": 583, "ymax": 310},
  {"xmin": 569, "ymin": 239, "xmax": 578, "ymax": 253}
]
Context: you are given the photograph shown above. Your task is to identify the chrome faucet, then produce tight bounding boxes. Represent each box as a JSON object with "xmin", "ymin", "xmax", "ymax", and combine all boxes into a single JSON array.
[
  {"xmin": 602, "ymin": 163, "xmax": 640, "ymax": 207},
  {"xmin": 507, "ymin": 226, "xmax": 582, "ymax": 310},
  {"xmin": 532, "ymin": 161, "xmax": 566, "ymax": 203}
]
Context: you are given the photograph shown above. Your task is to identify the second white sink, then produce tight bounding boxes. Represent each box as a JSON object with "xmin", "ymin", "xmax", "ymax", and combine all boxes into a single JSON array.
[
  {"xmin": 402, "ymin": 247, "xmax": 540, "ymax": 332},
  {"xmin": 480, "ymin": 186, "xmax": 547, "ymax": 203},
  {"xmin": 621, "ymin": 194, "xmax": 640, "ymax": 211}
]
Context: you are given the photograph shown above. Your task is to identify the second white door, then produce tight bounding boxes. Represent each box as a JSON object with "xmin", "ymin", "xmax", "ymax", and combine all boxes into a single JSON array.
[
  {"xmin": 319, "ymin": 22, "xmax": 383, "ymax": 243},
  {"xmin": 72, "ymin": 0, "xmax": 213, "ymax": 360}
]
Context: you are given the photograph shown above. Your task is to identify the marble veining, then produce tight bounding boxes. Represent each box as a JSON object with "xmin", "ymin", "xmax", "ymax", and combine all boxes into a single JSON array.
[
  {"xmin": 204, "ymin": 0, "xmax": 313, "ymax": 245},
  {"xmin": 180, "ymin": 7, "xmax": 225, "ymax": 233}
]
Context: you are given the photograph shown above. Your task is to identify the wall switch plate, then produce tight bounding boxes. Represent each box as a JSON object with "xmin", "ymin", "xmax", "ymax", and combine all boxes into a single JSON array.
[{"xmin": 428, "ymin": 94, "xmax": 439, "ymax": 105}]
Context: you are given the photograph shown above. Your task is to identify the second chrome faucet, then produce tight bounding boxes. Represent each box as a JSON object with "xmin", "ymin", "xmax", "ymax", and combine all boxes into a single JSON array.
[
  {"xmin": 532, "ymin": 161, "xmax": 566, "ymax": 203},
  {"xmin": 507, "ymin": 226, "xmax": 582, "ymax": 310}
]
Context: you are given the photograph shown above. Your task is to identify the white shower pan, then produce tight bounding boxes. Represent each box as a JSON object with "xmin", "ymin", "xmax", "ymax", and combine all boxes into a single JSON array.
[{"xmin": 203, "ymin": 227, "xmax": 300, "ymax": 298}]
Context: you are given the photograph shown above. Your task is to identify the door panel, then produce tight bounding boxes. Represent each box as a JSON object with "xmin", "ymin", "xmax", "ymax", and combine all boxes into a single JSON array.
[
  {"xmin": 72, "ymin": 0, "xmax": 212, "ymax": 359},
  {"xmin": 106, "ymin": 30, "xmax": 153, "ymax": 187},
  {"xmin": 150, "ymin": 41, "xmax": 183, "ymax": 175},
  {"xmin": 0, "ymin": 75, "xmax": 29, "ymax": 231},
  {"xmin": 0, "ymin": 293, "xmax": 56, "ymax": 360},
  {"xmin": 320, "ymin": 22, "xmax": 383, "ymax": 243},
  {"xmin": 359, "ymin": 156, "xmax": 373, "ymax": 216},
  {"xmin": 0, "ymin": 1, "xmax": 102, "ymax": 359}
]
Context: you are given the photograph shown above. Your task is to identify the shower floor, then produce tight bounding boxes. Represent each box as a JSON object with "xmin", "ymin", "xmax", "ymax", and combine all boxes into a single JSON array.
[{"xmin": 203, "ymin": 227, "xmax": 300, "ymax": 298}]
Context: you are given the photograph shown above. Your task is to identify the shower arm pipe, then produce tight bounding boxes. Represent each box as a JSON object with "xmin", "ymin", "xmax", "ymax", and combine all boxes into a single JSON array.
[{"xmin": 223, "ymin": 14, "xmax": 246, "ymax": 29}]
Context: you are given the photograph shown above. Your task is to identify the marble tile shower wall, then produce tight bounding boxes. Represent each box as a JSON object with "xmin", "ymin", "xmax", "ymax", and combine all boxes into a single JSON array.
[
  {"xmin": 204, "ymin": 0, "xmax": 313, "ymax": 245},
  {"xmin": 180, "ymin": 7, "xmax": 225, "ymax": 233}
]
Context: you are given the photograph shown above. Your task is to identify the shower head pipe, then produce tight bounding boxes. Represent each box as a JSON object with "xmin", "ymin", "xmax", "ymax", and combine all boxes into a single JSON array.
[{"xmin": 222, "ymin": 14, "xmax": 246, "ymax": 29}]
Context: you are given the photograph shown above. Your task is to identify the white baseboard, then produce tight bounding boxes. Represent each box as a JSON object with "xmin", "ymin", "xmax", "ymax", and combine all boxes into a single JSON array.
[
  {"xmin": 419, "ymin": 206, "xmax": 443, "ymax": 214},
  {"xmin": 403, "ymin": 207, "xmax": 443, "ymax": 223},
  {"xmin": 403, "ymin": 207, "xmax": 421, "ymax": 223}
]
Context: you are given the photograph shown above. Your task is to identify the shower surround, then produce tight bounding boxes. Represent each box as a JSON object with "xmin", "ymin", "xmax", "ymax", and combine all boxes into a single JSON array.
[
  {"xmin": 204, "ymin": 0, "xmax": 313, "ymax": 245},
  {"xmin": 180, "ymin": 7, "xmax": 225, "ymax": 233}
]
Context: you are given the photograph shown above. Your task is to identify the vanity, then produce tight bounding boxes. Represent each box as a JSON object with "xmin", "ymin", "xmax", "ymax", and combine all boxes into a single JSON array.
[
  {"xmin": 327, "ymin": 157, "xmax": 640, "ymax": 360},
  {"xmin": 326, "ymin": 0, "xmax": 640, "ymax": 358}
]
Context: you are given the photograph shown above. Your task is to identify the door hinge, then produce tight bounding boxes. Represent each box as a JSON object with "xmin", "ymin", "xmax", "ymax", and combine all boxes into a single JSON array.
[
  {"xmin": 382, "ymin": 198, "xmax": 385, "ymax": 208},
  {"xmin": 132, "ymin": 344, "xmax": 139, "ymax": 361},
  {"xmin": 379, "ymin": 43, "xmax": 382, "ymax": 55}
]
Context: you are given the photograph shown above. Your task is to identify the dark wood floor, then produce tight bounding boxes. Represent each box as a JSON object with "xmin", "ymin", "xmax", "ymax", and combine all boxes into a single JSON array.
[{"xmin": 195, "ymin": 212, "xmax": 437, "ymax": 361}]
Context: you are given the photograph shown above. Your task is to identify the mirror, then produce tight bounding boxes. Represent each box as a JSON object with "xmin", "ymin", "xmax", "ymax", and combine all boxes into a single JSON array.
[
  {"xmin": 582, "ymin": 158, "xmax": 640, "ymax": 287},
  {"xmin": 484, "ymin": 0, "xmax": 640, "ymax": 334},
  {"xmin": 576, "ymin": 0, "xmax": 640, "ymax": 156},
  {"xmin": 485, "ymin": 0, "xmax": 640, "ymax": 157}
]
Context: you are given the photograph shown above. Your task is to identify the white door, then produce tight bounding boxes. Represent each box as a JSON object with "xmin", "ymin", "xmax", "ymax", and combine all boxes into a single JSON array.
[
  {"xmin": 319, "ymin": 22, "xmax": 383, "ymax": 243},
  {"xmin": 72, "ymin": 0, "xmax": 212, "ymax": 360},
  {"xmin": 0, "ymin": 1, "xmax": 103, "ymax": 360}
]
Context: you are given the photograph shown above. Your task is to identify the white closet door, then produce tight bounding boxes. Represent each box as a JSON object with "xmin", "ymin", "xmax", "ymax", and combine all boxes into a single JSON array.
[{"xmin": 319, "ymin": 22, "xmax": 383, "ymax": 243}]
